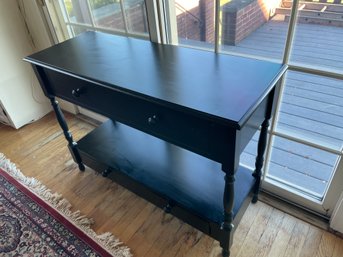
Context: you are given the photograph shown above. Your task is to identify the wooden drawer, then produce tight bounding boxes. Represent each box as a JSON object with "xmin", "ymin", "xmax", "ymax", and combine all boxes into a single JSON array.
[{"xmin": 44, "ymin": 69, "xmax": 232, "ymax": 161}]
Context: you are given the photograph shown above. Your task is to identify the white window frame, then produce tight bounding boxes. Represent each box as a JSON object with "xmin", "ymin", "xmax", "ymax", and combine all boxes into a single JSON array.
[
  {"xmin": 162, "ymin": 1, "xmax": 342, "ymax": 217},
  {"xmin": 146, "ymin": 0, "xmax": 343, "ymax": 217},
  {"xmin": 48, "ymin": 0, "xmax": 151, "ymax": 41}
]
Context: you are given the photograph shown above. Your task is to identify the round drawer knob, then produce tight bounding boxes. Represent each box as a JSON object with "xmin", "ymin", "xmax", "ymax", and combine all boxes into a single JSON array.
[
  {"xmin": 72, "ymin": 88, "xmax": 82, "ymax": 97},
  {"xmin": 148, "ymin": 115, "xmax": 158, "ymax": 125}
]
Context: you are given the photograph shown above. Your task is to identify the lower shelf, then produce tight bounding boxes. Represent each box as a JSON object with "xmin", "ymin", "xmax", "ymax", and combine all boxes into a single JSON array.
[{"xmin": 77, "ymin": 120, "xmax": 255, "ymax": 238}]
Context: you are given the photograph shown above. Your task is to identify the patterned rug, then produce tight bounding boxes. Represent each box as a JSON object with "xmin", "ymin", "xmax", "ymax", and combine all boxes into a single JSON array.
[{"xmin": 0, "ymin": 153, "xmax": 131, "ymax": 257}]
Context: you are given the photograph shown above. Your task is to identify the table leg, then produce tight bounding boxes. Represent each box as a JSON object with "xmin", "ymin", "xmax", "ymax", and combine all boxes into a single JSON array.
[
  {"xmin": 252, "ymin": 117, "xmax": 270, "ymax": 203},
  {"xmin": 220, "ymin": 171, "xmax": 235, "ymax": 257},
  {"xmin": 49, "ymin": 96, "xmax": 85, "ymax": 171},
  {"xmin": 252, "ymin": 84, "xmax": 276, "ymax": 203}
]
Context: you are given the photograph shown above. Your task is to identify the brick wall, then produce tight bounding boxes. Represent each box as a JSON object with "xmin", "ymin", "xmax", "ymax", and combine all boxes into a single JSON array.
[
  {"xmin": 176, "ymin": 4, "xmax": 202, "ymax": 41},
  {"xmin": 176, "ymin": 0, "xmax": 215, "ymax": 43},
  {"xmin": 125, "ymin": 3, "xmax": 148, "ymax": 33},
  {"xmin": 222, "ymin": 0, "xmax": 281, "ymax": 45},
  {"xmin": 176, "ymin": 0, "xmax": 280, "ymax": 46},
  {"xmin": 93, "ymin": 0, "xmax": 279, "ymax": 46},
  {"xmin": 203, "ymin": 0, "xmax": 215, "ymax": 43},
  {"xmin": 96, "ymin": 3, "xmax": 148, "ymax": 34}
]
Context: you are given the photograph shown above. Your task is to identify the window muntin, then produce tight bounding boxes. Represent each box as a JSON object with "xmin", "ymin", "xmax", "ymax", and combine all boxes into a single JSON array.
[
  {"xmin": 289, "ymin": 1, "xmax": 343, "ymax": 73},
  {"xmin": 276, "ymin": 71, "xmax": 343, "ymax": 152},
  {"xmin": 268, "ymin": 135, "xmax": 339, "ymax": 199},
  {"xmin": 60, "ymin": 0, "xmax": 148, "ymax": 37}
]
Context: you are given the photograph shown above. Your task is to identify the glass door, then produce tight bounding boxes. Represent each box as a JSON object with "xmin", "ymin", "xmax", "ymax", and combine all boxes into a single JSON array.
[
  {"xmin": 164, "ymin": 0, "xmax": 343, "ymax": 216},
  {"xmin": 263, "ymin": 0, "xmax": 343, "ymax": 215}
]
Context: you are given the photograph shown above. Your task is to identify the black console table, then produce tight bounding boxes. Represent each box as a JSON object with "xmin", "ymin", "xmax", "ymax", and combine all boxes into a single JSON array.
[{"xmin": 25, "ymin": 32, "xmax": 286, "ymax": 256}]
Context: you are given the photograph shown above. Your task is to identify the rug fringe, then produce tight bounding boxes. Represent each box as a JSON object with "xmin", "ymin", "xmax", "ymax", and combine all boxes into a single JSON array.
[{"xmin": 0, "ymin": 153, "xmax": 132, "ymax": 257}]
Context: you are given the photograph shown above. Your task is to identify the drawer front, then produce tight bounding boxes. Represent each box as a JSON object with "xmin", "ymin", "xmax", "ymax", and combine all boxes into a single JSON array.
[{"xmin": 44, "ymin": 69, "xmax": 233, "ymax": 162}]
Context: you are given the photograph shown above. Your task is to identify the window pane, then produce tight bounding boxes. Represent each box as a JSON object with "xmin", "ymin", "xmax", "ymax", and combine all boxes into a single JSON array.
[
  {"xmin": 276, "ymin": 71, "xmax": 343, "ymax": 151},
  {"xmin": 240, "ymin": 131, "xmax": 259, "ymax": 170},
  {"xmin": 174, "ymin": 0, "xmax": 215, "ymax": 49},
  {"xmin": 220, "ymin": 0, "xmax": 289, "ymax": 60},
  {"xmin": 289, "ymin": 1, "xmax": 343, "ymax": 73},
  {"xmin": 69, "ymin": 25, "xmax": 88, "ymax": 36},
  {"xmin": 63, "ymin": 0, "xmax": 92, "ymax": 25},
  {"xmin": 267, "ymin": 136, "xmax": 339, "ymax": 199},
  {"xmin": 89, "ymin": 0, "xmax": 125, "ymax": 31},
  {"xmin": 62, "ymin": 0, "xmax": 149, "ymax": 35},
  {"xmin": 123, "ymin": 0, "xmax": 149, "ymax": 34}
]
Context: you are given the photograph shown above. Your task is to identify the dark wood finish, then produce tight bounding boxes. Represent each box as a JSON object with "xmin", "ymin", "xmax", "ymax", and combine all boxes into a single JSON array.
[
  {"xmin": 77, "ymin": 121, "xmax": 255, "ymax": 239},
  {"xmin": 252, "ymin": 86, "xmax": 276, "ymax": 203},
  {"xmin": 252, "ymin": 118, "xmax": 269, "ymax": 203},
  {"xmin": 24, "ymin": 31, "xmax": 286, "ymax": 256},
  {"xmin": 220, "ymin": 172, "xmax": 235, "ymax": 257},
  {"xmin": 49, "ymin": 96, "xmax": 85, "ymax": 171},
  {"xmin": 25, "ymin": 31, "xmax": 284, "ymax": 129}
]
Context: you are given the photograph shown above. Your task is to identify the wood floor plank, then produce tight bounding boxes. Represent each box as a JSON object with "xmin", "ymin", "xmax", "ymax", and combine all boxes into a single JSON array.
[
  {"xmin": 88, "ymin": 189, "xmax": 138, "ymax": 232},
  {"xmin": 161, "ymin": 224, "xmax": 204, "ymax": 257},
  {"xmin": 126, "ymin": 208, "xmax": 175, "ymax": 256},
  {"xmin": 142, "ymin": 215, "xmax": 183, "ymax": 257},
  {"xmin": 253, "ymin": 208, "xmax": 285, "ymax": 257},
  {"xmin": 108, "ymin": 197, "xmax": 152, "ymax": 238},
  {"xmin": 120, "ymin": 203, "xmax": 156, "ymax": 243},
  {"xmin": 283, "ymin": 220, "xmax": 310, "ymax": 257},
  {"xmin": 299, "ymin": 226, "xmax": 323, "ymax": 257},
  {"xmin": 314, "ymin": 231, "xmax": 339, "ymax": 257},
  {"xmin": 173, "ymin": 229, "xmax": 204, "ymax": 257},
  {"xmin": 332, "ymin": 236, "xmax": 343, "ymax": 257},
  {"xmin": 180, "ymin": 234, "xmax": 214, "ymax": 257},
  {"xmin": 265, "ymin": 214, "xmax": 297, "ymax": 257},
  {"xmin": 236, "ymin": 203, "xmax": 274, "ymax": 257},
  {"xmin": 0, "ymin": 112, "xmax": 341, "ymax": 257},
  {"xmin": 230, "ymin": 202, "xmax": 263, "ymax": 256}
]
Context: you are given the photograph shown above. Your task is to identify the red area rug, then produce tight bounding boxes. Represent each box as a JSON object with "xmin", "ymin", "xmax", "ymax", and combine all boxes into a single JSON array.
[{"xmin": 0, "ymin": 153, "xmax": 131, "ymax": 257}]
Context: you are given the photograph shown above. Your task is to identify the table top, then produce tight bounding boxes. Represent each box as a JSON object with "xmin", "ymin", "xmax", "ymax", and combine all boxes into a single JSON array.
[{"xmin": 25, "ymin": 31, "xmax": 286, "ymax": 128}]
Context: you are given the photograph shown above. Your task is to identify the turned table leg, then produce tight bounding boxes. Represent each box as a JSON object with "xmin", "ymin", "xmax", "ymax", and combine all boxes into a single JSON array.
[
  {"xmin": 252, "ymin": 118, "xmax": 270, "ymax": 203},
  {"xmin": 49, "ymin": 96, "xmax": 85, "ymax": 171},
  {"xmin": 220, "ymin": 170, "xmax": 235, "ymax": 257},
  {"xmin": 252, "ymin": 88, "xmax": 275, "ymax": 203}
]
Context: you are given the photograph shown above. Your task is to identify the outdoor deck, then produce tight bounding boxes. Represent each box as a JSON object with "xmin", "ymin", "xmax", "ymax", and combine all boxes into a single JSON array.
[
  {"xmin": 223, "ymin": 16, "xmax": 343, "ymax": 72},
  {"xmin": 229, "ymin": 16, "xmax": 343, "ymax": 198}
]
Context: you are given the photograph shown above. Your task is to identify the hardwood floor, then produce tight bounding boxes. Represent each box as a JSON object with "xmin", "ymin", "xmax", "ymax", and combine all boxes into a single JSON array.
[{"xmin": 0, "ymin": 112, "xmax": 342, "ymax": 257}]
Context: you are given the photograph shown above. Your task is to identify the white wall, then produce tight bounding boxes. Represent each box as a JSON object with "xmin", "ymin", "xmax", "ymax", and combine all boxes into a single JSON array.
[
  {"xmin": 16, "ymin": 0, "xmax": 53, "ymax": 51},
  {"xmin": 23, "ymin": 0, "xmax": 78, "ymax": 114},
  {"xmin": 0, "ymin": 0, "xmax": 51, "ymax": 128}
]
